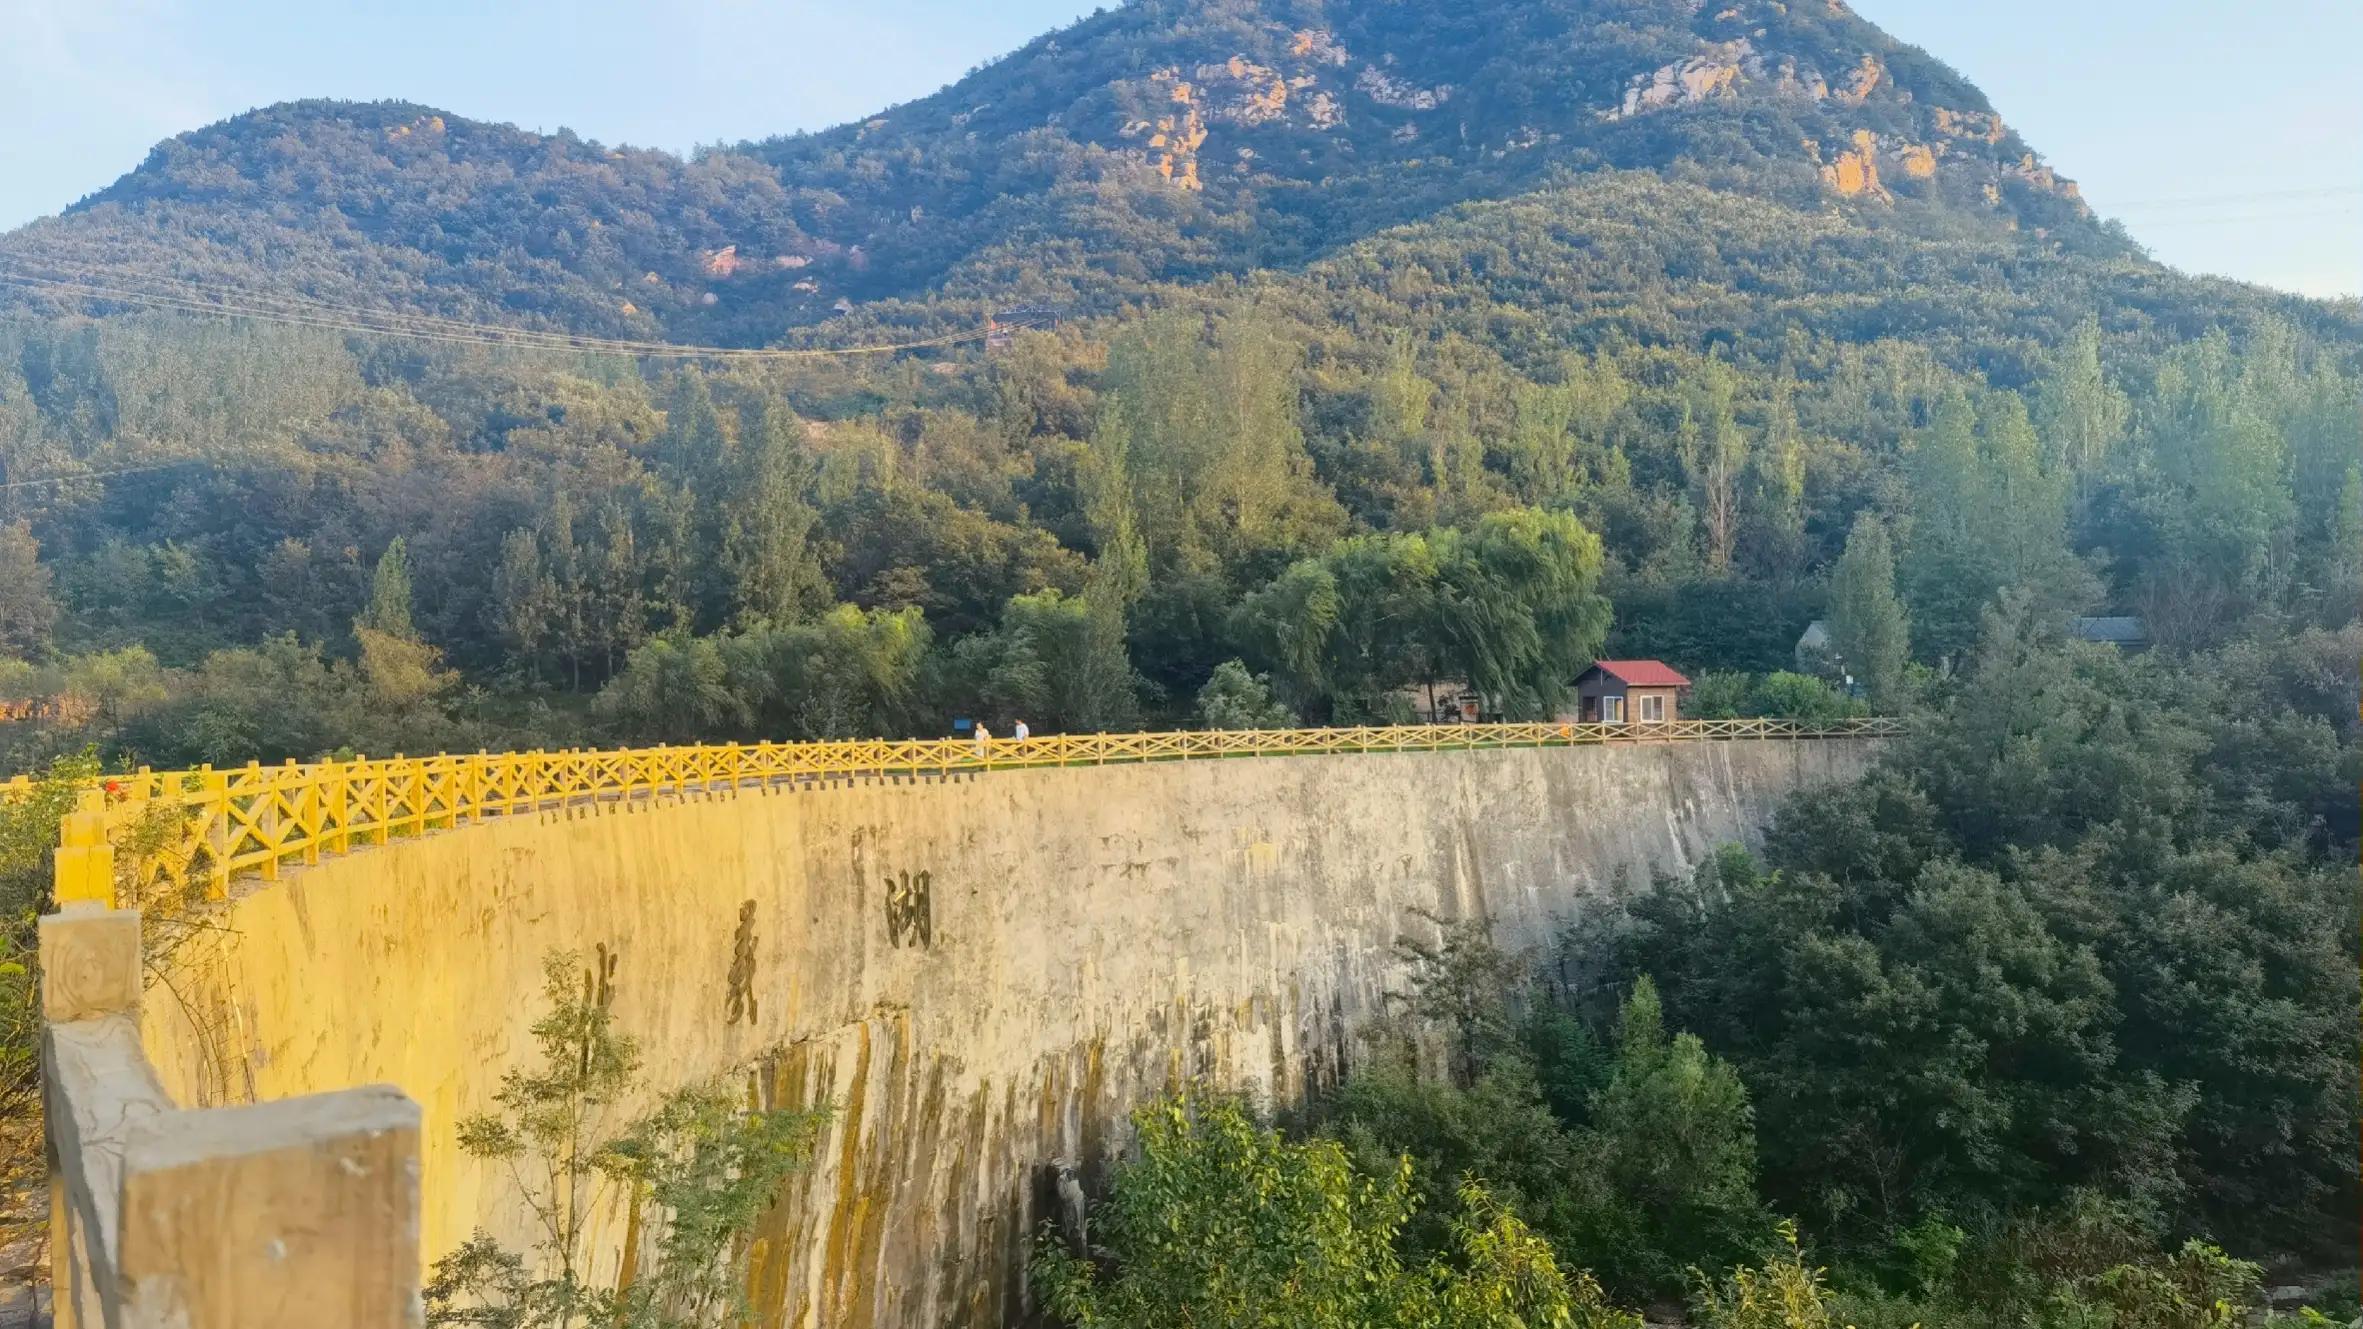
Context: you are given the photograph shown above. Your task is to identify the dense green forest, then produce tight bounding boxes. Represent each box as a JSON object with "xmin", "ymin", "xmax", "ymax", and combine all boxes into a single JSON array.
[
  {"xmin": 1035, "ymin": 602, "xmax": 2358, "ymax": 1326},
  {"xmin": 0, "ymin": 0, "xmax": 2355, "ymax": 1321},
  {"xmin": 0, "ymin": 279, "xmax": 2350, "ymax": 764}
]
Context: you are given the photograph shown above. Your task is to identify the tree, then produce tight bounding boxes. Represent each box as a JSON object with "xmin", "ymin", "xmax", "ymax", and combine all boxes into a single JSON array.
[
  {"xmin": 1742, "ymin": 377, "xmax": 1809, "ymax": 588},
  {"xmin": 1099, "ymin": 310, "xmax": 1341, "ymax": 576},
  {"xmin": 493, "ymin": 528, "xmax": 561, "ymax": 681},
  {"xmin": 355, "ymin": 624, "xmax": 457, "ymax": 714},
  {"xmin": 1618, "ymin": 601, "xmax": 2358, "ymax": 1257},
  {"xmin": 1032, "ymin": 1094, "xmax": 1638, "ymax": 1329},
  {"xmin": 1685, "ymin": 363, "xmax": 1749, "ymax": 574},
  {"xmin": 0, "ymin": 748, "xmax": 100, "ymax": 1266},
  {"xmin": 1689, "ymin": 1222, "xmax": 1839, "ymax": 1329},
  {"xmin": 1747, "ymin": 672, "xmax": 1863, "ymax": 721},
  {"xmin": 772, "ymin": 604, "xmax": 932, "ymax": 739},
  {"xmin": 0, "ymin": 520, "xmax": 57, "ymax": 659},
  {"xmin": 2130, "ymin": 334, "xmax": 2299, "ymax": 644},
  {"xmin": 2033, "ymin": 315, "xmax": 2128, "ymax": 497},
  {"xmin": 1575, "ymin": 978, "xmax": 1768, "ymax": 1295},
  {"xmin": 1901, "ymin": 389, "xmax": 2083, "ymax": 662},
  {"xmin": 1196, "ymin": 659, "xmax": 1294, "ymax": 729},
  {"xmin": 595, "ymin": 638, "xmax": 746, "ymax": 740},
  {"xmin": 2326, "ymin": 463, "xmax": 2362, "ymax": 625},
  {"xmin": 718, "ymin": 399, "xmax": 825, "ymax": 627},
  {"xmin": 1390, "ymin": 914, "xmax": 1528, "ymax": 1089},
  {"xmin": 1826, "ymin": 514, "xmax": 1909, "ymax": 708},
  {"xmin": 953, "ymin": 589, "xmax": 1139, "ymax": 734},
  {"xmin": 361, "ymin": 537, "xmax": 417, "ymax": 640},
  {"xmin": 426, "ymin": 952, "xmax": 825, "ymax": 1329}
]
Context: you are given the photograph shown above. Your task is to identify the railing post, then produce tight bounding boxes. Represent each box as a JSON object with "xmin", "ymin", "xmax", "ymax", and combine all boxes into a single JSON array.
[
  {"xmin": 246, "ymin": 761, "xmax": 281, "ymax": 882},
  {"xmin": 328, "ymin": 760, "xmax": 351, "ymax": 855},
  {"xmin": 114, "ymin": 1085, "xmax": 421, "ymax": 1329},
  {"xmin": 40, "ymin": 903, "xmax": 148, "ymax": 1328},
  {"xmin": 197, "ymin": 766, "xmax": 230, "ymax": 901},
  {"xmin": 53, "ymin": 790, "xmax": 116, "ymax": 908},
  {"xmin": 293, "ymin": 758, "xmax": 321, "ymax": 867}
]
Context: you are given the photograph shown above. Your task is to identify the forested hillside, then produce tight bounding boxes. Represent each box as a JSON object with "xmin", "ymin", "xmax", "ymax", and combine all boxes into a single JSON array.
[
  {"xmin": 0, "ymin": 0, "xmax": 2302, "ymax": 346},
  {"xmin": 0, "ymin": 0, "xmax": 2355, "ymax": 1319}
]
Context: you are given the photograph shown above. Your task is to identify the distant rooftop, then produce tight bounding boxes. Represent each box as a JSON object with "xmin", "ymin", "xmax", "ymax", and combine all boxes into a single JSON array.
[
  {"xmin": 1583, "ymin": 659, "xmax": 1692, "ymax": 688},
  {"xmin": 2070, "ymin": 616, "xmax": 2147, "ymax": 645}
]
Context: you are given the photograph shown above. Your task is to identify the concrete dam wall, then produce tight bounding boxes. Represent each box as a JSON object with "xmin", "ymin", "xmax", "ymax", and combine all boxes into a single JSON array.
[{"xmin": 136, "ymin": 737, "xmax": 1878, "ymax": 1327}]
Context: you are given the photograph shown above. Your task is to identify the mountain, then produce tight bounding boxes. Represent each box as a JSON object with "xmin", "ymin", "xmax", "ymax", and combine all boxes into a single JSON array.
[
  {"xmin": 0, "ymin": 0, "xmax": 2352, "ymax": 704},
  {"xmin": 2, "ymin": 0, "xmax": 2357, "ymax": 1285},
  {"xmin": 0, "ymin": 0, "xmax": 2215, "ymax": 353}
]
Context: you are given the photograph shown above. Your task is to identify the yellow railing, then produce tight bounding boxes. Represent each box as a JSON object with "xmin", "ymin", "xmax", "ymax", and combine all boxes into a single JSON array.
[{"xmin": 43, "ymin": 717, "xmax": 1901, "ymax": 909}]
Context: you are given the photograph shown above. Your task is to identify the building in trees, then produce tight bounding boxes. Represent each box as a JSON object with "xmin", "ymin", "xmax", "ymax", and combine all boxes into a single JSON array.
[
  {"xmin": 2068, "ymin": 616, "xmax": 2149, "ymax": 651},
  {"xmin": 1573, "ymin": 660, "xmax": 1691, "ymax": 724},
  {"xmin": 1395, "ymin": 678, "xmax": 1485, "ymax": 724}
]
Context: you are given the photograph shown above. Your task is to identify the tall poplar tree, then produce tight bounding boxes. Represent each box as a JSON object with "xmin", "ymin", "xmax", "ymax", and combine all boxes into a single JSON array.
[{"xmin": 1828, "ymin": 513, "xmax": 1910, "ymax": 709}]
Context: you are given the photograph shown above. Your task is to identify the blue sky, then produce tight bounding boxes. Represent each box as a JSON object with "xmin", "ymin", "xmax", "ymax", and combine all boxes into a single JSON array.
[{"xmin": 2, "ymin": 0, "xmax": 2355, "ymax": 297}]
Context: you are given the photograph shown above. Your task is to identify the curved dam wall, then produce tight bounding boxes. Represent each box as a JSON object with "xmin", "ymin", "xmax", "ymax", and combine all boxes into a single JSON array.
[{"xmin": 137, "ymin": 737, "xmax": 1877, "ymax": 1327}]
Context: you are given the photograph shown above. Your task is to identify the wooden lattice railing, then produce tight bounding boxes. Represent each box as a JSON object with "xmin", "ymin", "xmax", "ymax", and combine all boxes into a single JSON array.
[{"xmin": 36, "ymin": 716, "xmax": 1902, "ymax": 909}]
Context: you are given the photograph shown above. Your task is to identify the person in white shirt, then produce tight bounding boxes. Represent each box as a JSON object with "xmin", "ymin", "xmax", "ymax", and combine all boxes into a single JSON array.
[
  {"xmin": 1012, "ymin": 719, "xmax": 1030, "ymax": 741},
  {"xmin": 973, "ymin": 722, "xmax": 991, "ymax": 758}
]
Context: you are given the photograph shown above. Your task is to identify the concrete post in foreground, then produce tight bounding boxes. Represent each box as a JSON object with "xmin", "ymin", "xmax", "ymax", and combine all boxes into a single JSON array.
[
  {"xmin": 117, "ymin": 1087, "xmax": 423, "ymax": 1329},
  {"xmin": 40, "ymin": 902, "xmax": 426, "ymax": 1328}
]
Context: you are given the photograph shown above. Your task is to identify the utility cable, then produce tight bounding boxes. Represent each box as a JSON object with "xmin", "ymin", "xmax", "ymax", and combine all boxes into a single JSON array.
[
  {"xmin": 0, "ymin": 258, "xmax": 1043, "ymax": 360},
  {"xmin": 0, "ymin": 459, "xmax": 211, "ymax": 492}
]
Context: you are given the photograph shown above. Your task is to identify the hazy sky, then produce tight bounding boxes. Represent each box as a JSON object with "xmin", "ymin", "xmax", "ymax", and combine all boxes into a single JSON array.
[{"xmin": 2, "ymin": 0, "xmax": 2355, "ymax": 297}]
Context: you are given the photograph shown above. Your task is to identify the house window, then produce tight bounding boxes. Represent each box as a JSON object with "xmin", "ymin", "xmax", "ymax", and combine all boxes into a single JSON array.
[
  {"xmin": 1638, "ymin": 694, "xmax": 1666, "ymax": 723},
  {"xmin": 1601, "ymin": 696, "xmax": 1626, "ymax": 723}
]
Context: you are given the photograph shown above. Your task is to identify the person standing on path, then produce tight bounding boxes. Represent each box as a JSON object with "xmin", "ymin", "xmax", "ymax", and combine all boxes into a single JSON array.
[
  {"xmin": 974, "ymin": 721, "xmax": 991, "ymax": 759},
  {"xmin": 1012, "ymin": 719, "xmax": 1030, "ymax": 742}
]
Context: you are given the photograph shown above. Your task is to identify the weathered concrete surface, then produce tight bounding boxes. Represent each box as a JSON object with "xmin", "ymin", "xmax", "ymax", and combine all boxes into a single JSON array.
[
  {"xmin": 139, "ymin": 738, "xmax": 1876, "ymax": 1328},
  {"xmin": 44, "ymin": 905, "xmax": 424, "ymax": 1329}
]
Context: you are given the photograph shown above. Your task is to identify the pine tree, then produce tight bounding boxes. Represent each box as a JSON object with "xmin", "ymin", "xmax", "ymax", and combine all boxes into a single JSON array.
[{"xmin": 1829, "ymin": 512, "xmax": 1910, "ymax": 708}]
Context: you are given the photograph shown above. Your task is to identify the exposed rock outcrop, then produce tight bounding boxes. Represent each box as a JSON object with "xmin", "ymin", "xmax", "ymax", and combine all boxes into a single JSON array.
[
  {"xmin": 1606, "ymin": 39, "xmax": 1755, "ymax": 119},
  {"xmin": 1833, "ymin": 53, "xmax": 1884, "ymax": 105},
  {"xmin": 1933, "ymin": 106, "xmax": 2007, "ymax": 144},
  {"xmin": 1290, "ymin": 28, "xmax": 1349, "ymax": 66},
  {"xmin": 1817, "ymin": 128, "xmax": 1891, "ymax": 200},
  {"xmin": 1356, "ymin": 62, "xmax": 1453, "ymax": 110}
]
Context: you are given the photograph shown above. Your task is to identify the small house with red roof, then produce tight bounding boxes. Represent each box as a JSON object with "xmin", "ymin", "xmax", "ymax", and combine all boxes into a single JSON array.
[{"xmin": 1572, "ymin": 659, "xmax": 1690, "ymax": 724}]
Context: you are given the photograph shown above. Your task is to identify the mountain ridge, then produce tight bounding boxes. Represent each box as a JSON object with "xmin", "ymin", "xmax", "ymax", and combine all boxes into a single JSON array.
[{"xmin": 1, "ymin": 0, "xmax": 2160, "ymax": 352}]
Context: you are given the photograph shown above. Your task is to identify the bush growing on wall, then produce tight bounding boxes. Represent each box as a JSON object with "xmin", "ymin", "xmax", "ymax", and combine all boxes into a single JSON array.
[{"xmin": 425, "ymin": 951, "xmax": 828, "ymax": 1329}]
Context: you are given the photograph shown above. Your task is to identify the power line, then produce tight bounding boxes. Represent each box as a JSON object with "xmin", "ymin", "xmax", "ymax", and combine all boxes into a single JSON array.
[
  {"xmin": 0, "ymin": 269, "xmax": 1034, "ymax": 359},
  {"xmin": 0, "ymin": 459, "xmax": 211, "ymax": 492},
  {"xmin": 6, "ymin": 256, "xmax": 1001, "ymax": 356},
  {"xmin": 0, "ymin": 258, "xmax": 1042, "ymax": 360},
  {"xmin": 2128, "ymin": 206, "xmax": 2361, "ymax": 230},
  {"xmin": 2107, "ymin": 185, "xmax": 2363, "ymax": 213}
]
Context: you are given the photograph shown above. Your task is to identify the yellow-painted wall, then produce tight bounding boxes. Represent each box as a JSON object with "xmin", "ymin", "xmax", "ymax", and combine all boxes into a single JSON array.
[{"xmin": 140, "ymin": 738, "xmax": 1877, "ymax": 1327}]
